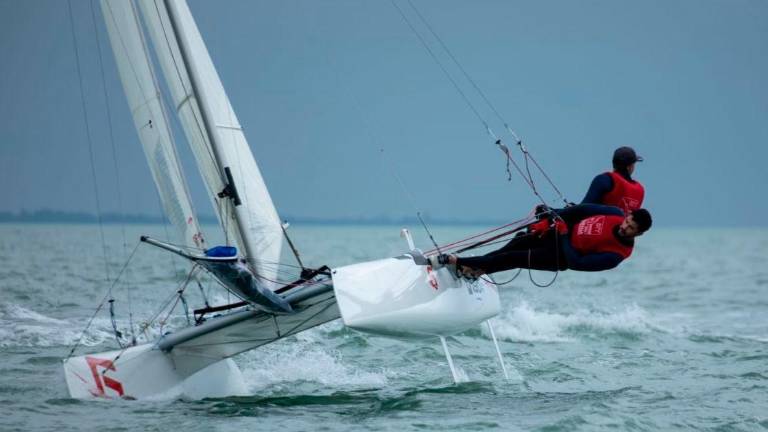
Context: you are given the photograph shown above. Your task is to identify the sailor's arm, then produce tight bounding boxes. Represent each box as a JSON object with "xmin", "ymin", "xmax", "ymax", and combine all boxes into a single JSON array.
[
  {"xmin": 552, "ymin": 203, "xmax": 624, "ymax": 226},
  {"xmin": 561, "ymin": 237, "xmax": 624, "ymax": 271},
  {"xmin": 581, "ymin": 173, "xmax": 613, "ymax": 205}
]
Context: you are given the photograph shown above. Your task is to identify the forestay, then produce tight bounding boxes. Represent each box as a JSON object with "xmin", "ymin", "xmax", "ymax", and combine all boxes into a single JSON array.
[
  {"xmin": 138, "ymin": 0, "xmax": 283, "ymax": 284},
  {"xmin": 101, "ymin": 0, "xmax": 204, "ymax": 249}
]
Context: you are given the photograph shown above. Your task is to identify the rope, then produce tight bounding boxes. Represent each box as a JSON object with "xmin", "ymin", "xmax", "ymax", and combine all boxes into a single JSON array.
[
  {"xmin": 106, "ymin": 0, "xmax": 208, "ymax": 252},
  {"xmin": 389, "ymin": 0, "xmax": 489, "ymax": 130},
  {"xmin": 303, "ymin": 3, "xmax": 445, "ymax": 251},
  {"xmin": 196, "ymin": 278, "xmax": 211, "ymax": 309},
  {"xmin": 89, "ymin": 0, "xmax": 136, "ymax": 348},
  {"xmin": 150, "ymin": 265, "xmax": 200, "ymax": 334},
  {"xmin": 89, "ymin": 0, "xmax": 129, "ymax": 257},
  {"xmin": 480, "ymin": 268, "xmax": 522, "ymax": 286},
  {"xmin": 65, "ymin": 242, "xmax": 141, "ymax": 360},
  {"xmin": 66, "ymin": 0, "xmax": 111, "ymax": 284},
  {"xmin": 185, "ymin": 296, "xmax": 338, "ymax": 349},
  {"xmin": 179, "ymin": 291, "xmax": 191, "ymax": 326},
  {"xmin": 393, "ymin": 0, "xmax": 570, "ymax": 207},
  {"xmin": 140, "ymin": 236, "xmax": 312, "ymax": 286},
  {"xmin": 404, "ymin": 0, "xmax": 505, "ymax": 129},
  {"xmin": 526, "ymin": 231, "xmax": 560, "ymax": 288},
  {"xmin": 441, "ymin": 217, "xmax": 565, "ymax": 288},
  {"xmin": 101, "ymin": 266, "xmax": 200, "ymax": 377},
  {"xmin": 108, "ymin": 299, "xmax": 124, "ymax": 348},
  {"xmin": 515, "ymin": 134, "xmax": 569, "ymax": 205},
  {"xmin": 378, "ymin": 148, "xmax": 444, "ymax": 253},
  {"xmin": 425, "ymin": 215, "xmax": 534, "ymax": 255},
  {"xmin": 149, "ymin": 0, "xmax": 221, "ymax": 180}
]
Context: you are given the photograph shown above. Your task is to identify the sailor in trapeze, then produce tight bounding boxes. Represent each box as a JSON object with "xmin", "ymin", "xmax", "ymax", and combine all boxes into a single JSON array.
[{"xmin": 413, "ymin": 204, "xmax": 652, "ymax": 278}]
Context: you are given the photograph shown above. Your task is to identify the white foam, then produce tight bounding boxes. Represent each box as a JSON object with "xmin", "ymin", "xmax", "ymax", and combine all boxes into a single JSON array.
[
  {"xmin": 0, "ymin": 303, "xmax": 114, "ymax": 348},
  {"xmin": 486, "ymin": 301, "xmax": 660, "ymax": 343},
  {"xmin": 4, "ymin": 303, "xmax": 68, "ymax": 324},
  {"xmin": 237, "ymin": 333, "xmax": 389, "ymax": 393}
]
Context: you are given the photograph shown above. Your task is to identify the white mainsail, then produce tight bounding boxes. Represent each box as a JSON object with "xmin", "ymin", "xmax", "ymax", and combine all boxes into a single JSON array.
[
  {"xmin": 101, "ymin": 0, "xmax": 204, "ymax": 249},
  {"xmin": 137, "ymin": 0, "xmax": 283, "ymax": 284}
]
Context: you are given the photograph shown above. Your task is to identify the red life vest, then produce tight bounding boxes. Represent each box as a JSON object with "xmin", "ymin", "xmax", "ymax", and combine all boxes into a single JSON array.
[
  {"xmin": 570, "ymin": 215, "xmax": 633, "ymax": 259},
  {"xmin": 603, "ymin": 171, "xmax": 645, "ymax": 214}
]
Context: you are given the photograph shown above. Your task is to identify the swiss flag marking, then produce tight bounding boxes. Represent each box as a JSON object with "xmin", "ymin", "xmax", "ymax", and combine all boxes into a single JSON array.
[{"xmin": 426, "ymin": 266, "xmax": 439, "ymax": 290}]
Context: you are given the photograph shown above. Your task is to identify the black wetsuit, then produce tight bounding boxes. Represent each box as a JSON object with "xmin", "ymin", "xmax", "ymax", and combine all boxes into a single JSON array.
[{"xmin": 455, "ymin": 204, "xmax": 632, "ymax": 274}]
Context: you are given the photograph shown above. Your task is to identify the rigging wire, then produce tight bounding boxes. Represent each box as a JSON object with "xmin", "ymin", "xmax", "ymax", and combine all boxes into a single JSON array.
[
  {"xmin": 182, "ymin": 296, "xmax": 337, "ymax": 350},
  {"xmin": 425, "ymin": 214, "xmax": 534, "ymax": 255},
  {"xmin": 104, "ymin": 1, "xmax": 209, "ymax": 324},
  {"xmin": 379, "ymin": 148, "xmax": 443, "ymax": 253},
  {"xmin": 404, "ymin": 0, "xmax": 569, "ymax": 206},
  {"xmin": 104, "ymin": 0, "xmax": 193, "ymax": 287},
  {"xmin": 195, "ymin": 278, "xmax": 211, "ymax": 309},
  {"xmin": 404, "ymin": 0, "xmax": 503, "ymax": 132},
  {"xmin": 480, "ymin": 268, "xmax": 522, "ymax": 286},
  {"xmin": 394, "ymin": 0, "xmax": 570, "ymax": 207},
  {"xmin": 128, "ymin": 0, "xmax": 209, "ymax": 251},
  {"xmin": 66, "ymin": 0, "xmax": 111, "ymax": 284},
  {"xmin": 388, "ymin": 1, "xmax": 542, "ymax": 212},
  {"xmin": 65, "ymin": 242, "xmax": 142, "ymax": 360},
  {"xmin": 299, "ymin": 0, "xmax": 444, "ymax": 252},
  {"xmin": 149, "ymin": 0, "xmax": 221, "ymax": 179},
  {"xmin": 102, "ymin": 265, "xmax": 201, "ymax": 375},
  {"xmin": 139, "ymin": 236, "xmax": 313, "ymax": 287},
  {"xmin": 89, "ymin": 0, "xmax": 134, "ymax": 348},
  {"xmin": 108, "ymin": 299, "xmax": 124, "ymax": 348},
  {"xmin": 89, "ymin": 0, "xmax": 128, "ymax": 256},
  {"xmin": 388, "ymin": 0, "xmax": 571, "ymax": 287},
  {"xmin": 527, "ymin": 233, "xmax": 560, "ymax": 288},
  {"xmin": 137, "ymin": 264, "xmax": 201, "ymax": 339},
  {"xmin": 389, "ymin": 0, "xmax": 488, "ymax": 133}
]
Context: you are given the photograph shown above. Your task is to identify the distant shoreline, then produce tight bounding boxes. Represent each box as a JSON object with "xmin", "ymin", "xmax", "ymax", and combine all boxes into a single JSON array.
[
  {"xmin": 0, "ymin": 210, "xmax": 504, "ymax": 226},
  {"xmin": 3, "ymin": 210, "xmax": 766, "ymax": 229}
]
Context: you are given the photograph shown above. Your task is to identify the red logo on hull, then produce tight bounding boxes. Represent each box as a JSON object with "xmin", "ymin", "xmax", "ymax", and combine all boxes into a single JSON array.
[{"xmin": 86, "ymin": 356, "xmax": 124, "ymax": 398}]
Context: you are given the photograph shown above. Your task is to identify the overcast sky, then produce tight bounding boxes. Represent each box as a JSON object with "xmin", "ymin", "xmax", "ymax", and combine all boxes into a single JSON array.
[{"xmin": 1, "ymin": 0, "xmax": 766, "ymax": 226}]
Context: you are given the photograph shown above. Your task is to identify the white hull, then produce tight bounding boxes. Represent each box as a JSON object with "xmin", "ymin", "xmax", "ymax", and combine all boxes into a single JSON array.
[
  {"xmin": 63, "ymin": 283, "xmax": 338, "ymax": 399},
  {"xmin": 332, "ymin": 257, "xmax": 501, "ymax": 338},
  {"xmin": 63, "ymin": 256, "xmax": 504, "ymax": 398},
  {"xmin": 62, "ymin": 344, "xmax": 247, "ymax": 400}
]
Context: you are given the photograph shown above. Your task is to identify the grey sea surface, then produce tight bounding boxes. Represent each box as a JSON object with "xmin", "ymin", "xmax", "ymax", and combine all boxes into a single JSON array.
[{"xmin": 0, "ymin": 223, "xmax": 766, "ymax": 431}]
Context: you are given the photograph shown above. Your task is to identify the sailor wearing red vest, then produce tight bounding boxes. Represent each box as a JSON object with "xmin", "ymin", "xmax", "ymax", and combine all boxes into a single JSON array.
[
  {"xmin": 582, "ymin": 147, "xmax": 645, "ymax": 214},
  {"xmin": 420, "ymin": 204, "xmax": 652, "ymax": 276}
]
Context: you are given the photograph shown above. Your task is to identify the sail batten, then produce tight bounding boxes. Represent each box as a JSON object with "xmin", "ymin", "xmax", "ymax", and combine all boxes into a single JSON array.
[{"xmin": 100, "ymin": 0, "xmax": 204, "ymax": 249}]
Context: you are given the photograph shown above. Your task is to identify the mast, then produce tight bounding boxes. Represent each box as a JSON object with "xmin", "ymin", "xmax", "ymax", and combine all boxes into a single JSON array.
[{"xmin": 161, "ymin": 0, "xmax": 251, "ymax": 258}]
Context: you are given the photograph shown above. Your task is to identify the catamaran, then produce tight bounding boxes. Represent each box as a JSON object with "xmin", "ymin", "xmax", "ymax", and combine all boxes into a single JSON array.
[{"xmin": 62, "ymin": 0, "xmax": 508, "ymax": 399}]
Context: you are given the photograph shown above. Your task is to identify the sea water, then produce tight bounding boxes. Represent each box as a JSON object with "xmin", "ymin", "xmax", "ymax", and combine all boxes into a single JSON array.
[{"xmin": 0, "ymin": 223, "xmax": 766, "ymax": 431}]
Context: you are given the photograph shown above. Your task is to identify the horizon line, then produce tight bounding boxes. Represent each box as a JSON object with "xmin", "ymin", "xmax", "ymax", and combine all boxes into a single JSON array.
[
  {"xmin": 1, "ymin": 209, "xmax": 766, "ymax": 229},
  {"xmin": 0, "ymin": 208, "xmax": 508, "ymax": 226}
]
